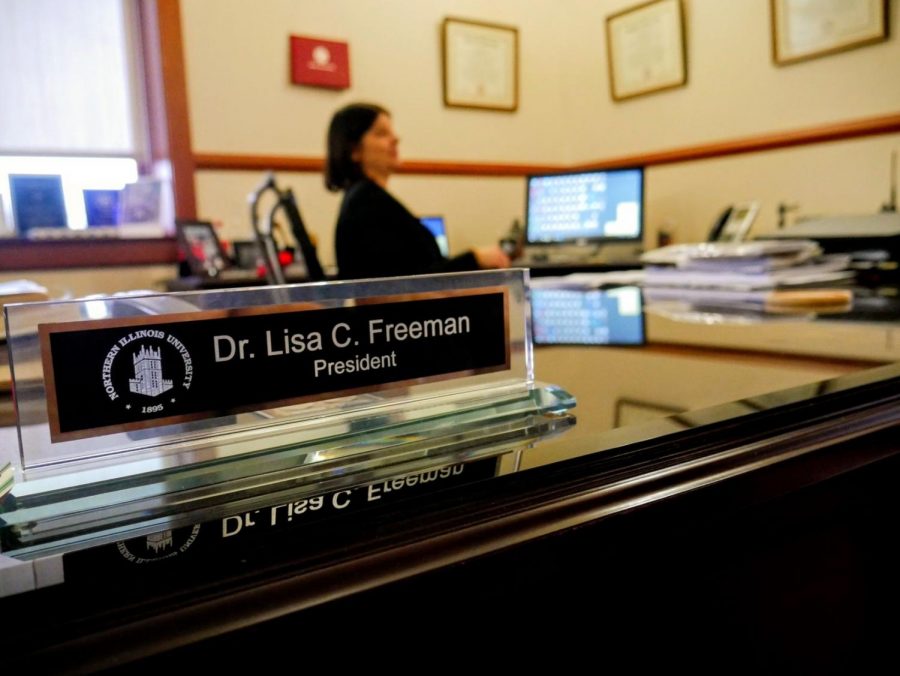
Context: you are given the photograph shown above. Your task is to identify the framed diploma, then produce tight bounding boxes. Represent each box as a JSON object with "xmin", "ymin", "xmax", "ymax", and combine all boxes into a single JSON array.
[
  {"xmin": 606, "ymin": 0, "xmax": 687, "ymax": 102},
  {"xmin": 771, "ymin": 0, "xmax": 888, "ymax": 65},
  {"xmin": 441, "ymin": 17, "xmax": 519, "ymax": 112}
]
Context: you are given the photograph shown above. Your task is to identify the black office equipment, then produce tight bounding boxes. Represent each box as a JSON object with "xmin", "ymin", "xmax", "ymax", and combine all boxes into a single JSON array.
[
  {"xmin": 521, "ymin": 167, "xmax": 644, "ymax": 266},
  {"xmin": 249, "ymin": 173, "xmax": 325, "ymax": 284},
  {"xmin": 499, "ymin": 218, "xmax": 525, "ymax": 258},
  {"xmin": 231, "ymin": 240, "xmax": 263, "ymax": 269}
]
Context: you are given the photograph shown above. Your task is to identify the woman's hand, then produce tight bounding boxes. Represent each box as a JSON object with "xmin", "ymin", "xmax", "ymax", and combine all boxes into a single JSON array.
[{"xmin": 473, "ymin": 245, "xmax": 511, "ymax": 269}]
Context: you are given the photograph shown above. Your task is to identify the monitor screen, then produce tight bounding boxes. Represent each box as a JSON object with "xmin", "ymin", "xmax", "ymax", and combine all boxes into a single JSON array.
[
  {"xmin": 420, "ymin": 215, "xmax": 450, "ymax": 258},
  {"xmin": 530, "ymin": 286, "xmax": 645, "ymax": 346},
  {"xmin": 525, "ymin": 168, "xmax": 643, "ymax": 245}
]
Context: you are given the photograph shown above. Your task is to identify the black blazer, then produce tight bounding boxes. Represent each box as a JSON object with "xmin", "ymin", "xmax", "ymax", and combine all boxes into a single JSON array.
[{"xmin": 334, "ymin": 179, "xmax": 478, "ymax": 279}]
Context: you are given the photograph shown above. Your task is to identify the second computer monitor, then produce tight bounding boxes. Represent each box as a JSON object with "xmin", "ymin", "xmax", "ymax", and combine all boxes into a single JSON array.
[{"xmin": 525, "ymin": 167, "xmax": 643, "ymax": 246}]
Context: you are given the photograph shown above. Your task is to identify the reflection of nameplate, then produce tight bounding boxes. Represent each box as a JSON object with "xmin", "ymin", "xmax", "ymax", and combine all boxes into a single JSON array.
[
  {"xmin": 40, "ymin": 288, "xmax": 510, "ymax": 442},
  {"xmin": 62, "ymin": 456, "xmax": 501, "ymax": 585}
]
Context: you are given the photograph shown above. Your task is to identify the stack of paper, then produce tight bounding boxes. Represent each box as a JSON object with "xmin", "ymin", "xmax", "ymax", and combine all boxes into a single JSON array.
[
  {"xmin": 641, "ymin": 240, "xmax": 855, "ymax": 291},
  {"xmin": 0, "ymin": 279, "xmax": 49, "ymax": 308},
  {"xmin": 640, "ymin": 240, "xmax": 856, "ymax": 315}
]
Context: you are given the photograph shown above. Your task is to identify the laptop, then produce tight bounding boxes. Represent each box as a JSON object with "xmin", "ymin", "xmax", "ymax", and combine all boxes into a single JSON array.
[{"xmin": 420, "ymin": 215, "xmax": 450, "ymax": 258}]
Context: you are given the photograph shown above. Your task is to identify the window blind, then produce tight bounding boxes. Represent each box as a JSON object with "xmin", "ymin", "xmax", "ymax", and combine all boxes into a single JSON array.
[{"xmin": 0, "ymin": 0, "xmax": 146, "ymax": 157}]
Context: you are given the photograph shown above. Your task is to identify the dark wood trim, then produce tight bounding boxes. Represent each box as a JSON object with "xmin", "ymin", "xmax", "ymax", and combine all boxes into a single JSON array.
[
  {"xmin": 399, "ymin": 160, "xmax": 563, "ymax": 176},
  {"xmin": 137, "ymin": 0, "xmax": 166, "ymax": 169},
  {"xmin": 192, "ymin": 153, "xmax": 564, "ymax": 177},
  {"xmin": 572, "ymin": 112, "xmax": 900, "ymax": 171},
  {"xmin": 146, "ymin": 0, "xmax": 196, "ymax": 220},
  {"xmin": 0, "ymin": 238, "xmax": 179, "ymax": 271},
  {"xmin": 193, "ymin": 154, "xmax": 326, "ymax": 173},
  {"xmin": 193, "ymin": 112, "xmax": 900, "ymax": 177}
]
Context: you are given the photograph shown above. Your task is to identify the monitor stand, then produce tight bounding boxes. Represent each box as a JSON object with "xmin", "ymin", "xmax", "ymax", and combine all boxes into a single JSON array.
[{"xmin": 520, "ymin": 242, "xmax": 643, "ymax": 267}]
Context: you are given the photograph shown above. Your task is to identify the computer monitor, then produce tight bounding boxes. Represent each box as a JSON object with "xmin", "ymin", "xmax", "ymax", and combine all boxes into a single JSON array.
[
  {"xmin": 420, "ymin": 215, "xmax": 450, "ymax": 258},
  {"xmin": 525, "ymin": 167, "xmax": 644, "ymax": 246}
]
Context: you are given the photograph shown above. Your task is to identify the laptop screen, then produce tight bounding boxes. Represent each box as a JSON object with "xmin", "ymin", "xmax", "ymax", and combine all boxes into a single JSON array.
[{"xmin": 420, "ymin": 215, "xmax": 450, "ymax": 258}]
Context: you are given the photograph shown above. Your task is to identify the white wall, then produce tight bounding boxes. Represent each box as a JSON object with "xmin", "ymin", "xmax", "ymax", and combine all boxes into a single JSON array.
[{"xmin": 182, "ymin": 0, "xmax": 900, "ymax": 269}]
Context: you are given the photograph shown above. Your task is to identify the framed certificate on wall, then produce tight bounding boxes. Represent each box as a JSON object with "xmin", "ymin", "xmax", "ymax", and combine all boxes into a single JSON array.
[
  {"xmin": 771, "ymin": 0, "xmax": 888, "ymax": 65},
  {"xmin": 441, "ymin": 17, "xmax": 519, "ymax": 112},
  {"xmin": 606, "ymin": 0, "xmax": 687, "ymax": 102}
]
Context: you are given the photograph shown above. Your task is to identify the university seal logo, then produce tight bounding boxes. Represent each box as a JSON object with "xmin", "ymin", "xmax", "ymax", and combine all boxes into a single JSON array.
[
  {"xmin": 116, "ymin": 524, "xmax": 202, "ymax": 564},
  {"xmin": 101, "ymin": 329, "xmax": 194, "ymax": 417}
]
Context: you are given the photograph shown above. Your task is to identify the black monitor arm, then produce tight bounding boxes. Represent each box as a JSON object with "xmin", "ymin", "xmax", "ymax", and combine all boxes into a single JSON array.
[{"xmin": 248, "ymin": 173, "xmax": 286, "ymax": 285}]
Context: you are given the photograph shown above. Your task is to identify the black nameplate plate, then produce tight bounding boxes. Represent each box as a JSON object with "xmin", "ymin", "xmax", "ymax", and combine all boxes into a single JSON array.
[{"xmin": 40, "ymin": 289, "xmax": 509, "ymax": 441}]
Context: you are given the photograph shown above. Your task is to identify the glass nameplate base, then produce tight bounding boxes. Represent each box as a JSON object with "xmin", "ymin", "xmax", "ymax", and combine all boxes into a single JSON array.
[
  {"xmin": 1, "ymin": 269, "xmax": 577, "ymax": 558},
  {"xmin": 0, "ymin": 383, "xmax": 575, "ymax": 558},
  {"xmin": 4, "ymin": 270, "xmax": 532, "ymax": 473}
]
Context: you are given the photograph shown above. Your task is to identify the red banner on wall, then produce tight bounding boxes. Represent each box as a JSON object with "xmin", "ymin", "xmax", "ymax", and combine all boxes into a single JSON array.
[{"xmin": 290, "ymin": 35, "xmax": 351, "ymax": 90}]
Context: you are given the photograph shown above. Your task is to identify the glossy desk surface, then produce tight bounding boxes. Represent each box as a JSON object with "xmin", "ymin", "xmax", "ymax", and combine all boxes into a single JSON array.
[
  {"xmin": 2, "ymin": 286, "xmax": 895, "ymax": 474},
  {"xmin": 1, "ymin": 282, "xmax": 898, "ymax": 670}
]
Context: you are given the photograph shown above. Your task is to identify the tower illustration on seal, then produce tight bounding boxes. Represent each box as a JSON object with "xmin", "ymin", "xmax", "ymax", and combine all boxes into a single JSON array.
[{"xmin": 128, "ymin": 344, "xmax": 173, "ymax": 397}]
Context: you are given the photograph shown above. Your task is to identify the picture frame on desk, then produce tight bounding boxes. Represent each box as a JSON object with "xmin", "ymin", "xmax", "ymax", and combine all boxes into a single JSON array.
[
  {"xmin": 9, "ymin": 174, "xmax": 68, "ymax": 236},
  {"xmin": 441, "ymin": 17, "xmax": 519, "ymax": 112},
  {"xmin": 771, "ymin": 0, "xmax": 888, "ymax": 65},
  {"xmin": 118, "ymin": 178, "xmax": 161, "ymax": 224},
  {"xmin": 175, "ymin": 220, "xmax": 229, "ymax": 277},
  {"xmin": 83, "ymin": 189, "xmax": 121, "ymax": 227},
  {"xmin": 605, "ymin": 0, "xmax": 687, "ymax": 102},
  {"xmin": 118, "ymin": 178, "xmax": 167, "ymax": 237}
]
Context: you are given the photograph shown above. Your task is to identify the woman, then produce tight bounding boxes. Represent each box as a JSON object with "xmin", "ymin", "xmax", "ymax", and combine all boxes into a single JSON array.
[{"xmin": 326, "ymin": 103, "xmax": 510, "ymax": 279}]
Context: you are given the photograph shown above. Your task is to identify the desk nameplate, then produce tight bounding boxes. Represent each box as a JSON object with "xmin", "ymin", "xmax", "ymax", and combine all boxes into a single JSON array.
[{"xmin": 39, "ymin": 288, "xmax": 510, "ymax": 442}]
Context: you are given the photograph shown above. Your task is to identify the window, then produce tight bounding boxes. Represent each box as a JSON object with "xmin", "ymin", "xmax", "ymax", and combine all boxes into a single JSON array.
[{"xmin": 0, "ymin": 0, "xmax": 147, "ymax": 236}]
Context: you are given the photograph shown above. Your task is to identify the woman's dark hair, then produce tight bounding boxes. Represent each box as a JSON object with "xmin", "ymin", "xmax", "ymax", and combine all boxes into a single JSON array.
[{"xmin": 325, "ymin": 102, "xmax": 389, "ymax": 191}]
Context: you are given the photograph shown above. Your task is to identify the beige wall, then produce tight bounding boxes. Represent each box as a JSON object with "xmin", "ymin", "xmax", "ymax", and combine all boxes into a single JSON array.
[
  {"xmin": 562, "ymin": 0, "xmax": 900, "ymax": 160},
  {"xmin": 645, "ymin": 132, "xmax": 900, "ymax": 245},
  {"xmin": 183, "ymin": 0, "xmax": 900, "ymax": 270},
  {"xmin": 180, "ymin": 0, "xmax": 572, "ymax": 162}
]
